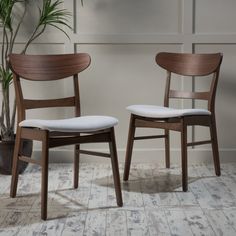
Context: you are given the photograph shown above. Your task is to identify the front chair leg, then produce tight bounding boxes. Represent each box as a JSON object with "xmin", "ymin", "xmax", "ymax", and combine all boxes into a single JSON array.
[
  {"xmin": 109, "ymin": 128, "xmax": 123, "ymax": 207},
  {"xmin": 165, "ymin": 129, "xmax": 170, "ymax": 168},
  {"xmin": 123, "ymin": 114, "xmax": 136, "ymax": 181},
  {"xmin": 181, "ymin": 122, "xmax": 188, "ymax": 192},
  {"xmin": 210, "ymin": 117, "xmax": 221, "ymax": 176},
  {"xmin": 74, "ymin": 144, "xmax": 80, "ymax": 189},
  {"xmin": 10, "ymin": 129, "xmax": 22, "ymax": 198},
  {"xmin": 41, "ymin": 132, "xmax": 49, "ymax": 220}
]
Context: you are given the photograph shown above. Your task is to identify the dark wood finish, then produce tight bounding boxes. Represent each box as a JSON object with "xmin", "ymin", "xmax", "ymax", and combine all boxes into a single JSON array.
[
  {"xmin": 21, "ymin": 128, "xmax": 46, "ymax": 141},
  {"xmin": 9, "ymin": 53, "xmax": 91, "ymax": 81},
  {"xmin": 164, "ymin": 71, "xmax": 171, "ymax": 107},
  {"xmin": 79, "ymin": 149, "xmax": 111, "ymax": 158},
  {"xmin": 184, "ymin": 115, "xmax": 211, "ymax": 126},
  {"xmin": 41, "ymin": 131, "xmax": 49, "ymax": 220},
  {"xmin": 123, "ymin": 52, "xmax": 223, "ymax": 192},
  {"xmin": 156, "ymin": 52, "xmax": 222, "ymax": 76},
  {"xmin": 74, "ymin": 144, "xmax": 80, "ymax": 189},
  {"xmin": 10, "ymin": 127, "xmax": 22, "ymax": 198},
  {"xmin": 169, "ymin": 90, "xmax": 210, "ymax": 100},
  {"xmin": 24, "ymin": 97, "xmax": 75, "ymax": 109},
  {"xmin": 123, "ymin": 115, "xmax": 136, "ymax": 181},
  {"xmin": 9, "ymin": 53, "xmax": 123, "ymax": 220},
  {"xmin": 109, "ymin": 127, "xmax": 123, "ymax": 206},
  {"xmin": 134, "ymin": 135, "xmax": 166, "ymax": 140},
  {"xmin": 187, "ymin": 140, "xmax": 212, "ymax": 147},
  {"xmin": 181, "ymin": 118, "xmax": 188, "ymax": 192},
  {"xmin": 48, "ymin": 132, "xmax": 112, "ymax": 148},
  {"xmin": 18, "ymin": 155, "xmax": 41, "ymax": 165},
  {"xmin": 164, "ymin": 130, "xmax": 170, "ymax": 168},
  {"xmin": 210, "ymin": 116, "xmax": 221, "ymax": 176},
  {"xmin": 135, "ymin": 118, "xmax": 182, "ymax": 131}
]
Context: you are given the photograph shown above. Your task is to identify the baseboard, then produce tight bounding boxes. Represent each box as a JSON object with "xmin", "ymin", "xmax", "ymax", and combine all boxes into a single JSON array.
[{"xmin": 33, "ymin": 148, "xmax": 236, "ymax": 164}]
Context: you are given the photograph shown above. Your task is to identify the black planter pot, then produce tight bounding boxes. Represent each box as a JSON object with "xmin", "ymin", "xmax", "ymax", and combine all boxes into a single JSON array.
[{"xmin": 0, "ymin": 138, "xmax": 33, "ymax": 175}]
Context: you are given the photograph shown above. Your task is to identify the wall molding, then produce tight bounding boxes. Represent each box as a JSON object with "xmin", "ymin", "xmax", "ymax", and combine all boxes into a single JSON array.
[{"xmin": 2, "ymin": 0, "xmax": 236, "ymax": 164}]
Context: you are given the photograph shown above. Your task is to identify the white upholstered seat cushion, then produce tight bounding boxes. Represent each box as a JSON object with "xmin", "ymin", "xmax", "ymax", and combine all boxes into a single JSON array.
[
  {"xmin": 127, "ymin": 105, "xmax": 211, "ymax": 118},
  {"xmin": 19, "ymin": 116, "xmax": 118, "ymax": 132}
]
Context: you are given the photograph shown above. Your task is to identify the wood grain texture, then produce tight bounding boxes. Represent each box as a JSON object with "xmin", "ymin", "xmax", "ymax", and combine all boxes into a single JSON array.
[
  {"xmin": 9, "ymin": 53, "xmax": 91, "ymax": 81},
  {"xmin": 156, "ymin": 52, "xmax": 222, "ymax": 76}
]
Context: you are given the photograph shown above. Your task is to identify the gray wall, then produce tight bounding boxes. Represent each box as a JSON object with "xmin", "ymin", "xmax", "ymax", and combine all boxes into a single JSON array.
[{"xmin": 2, "ymin": 0, "xmax": 236, "ymax": 164}]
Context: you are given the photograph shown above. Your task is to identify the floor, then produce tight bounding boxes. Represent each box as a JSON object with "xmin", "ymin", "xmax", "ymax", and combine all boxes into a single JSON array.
[{"xmin": 1, "ymin": 162, "xmax": 236, "ymax": 236}]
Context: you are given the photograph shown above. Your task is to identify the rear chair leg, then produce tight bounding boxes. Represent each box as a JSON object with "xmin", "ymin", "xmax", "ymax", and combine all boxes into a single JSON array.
[
  {"xmin": 109, "ymin": 128, "xmax": 123, "ymax": 207},
  {"xmin": 10, "ymin": 129, "xmax": 22, "ymax": 198},
  {"xmin": 123, "ymin": 115, "xmax": 136, "ymax": 181},
  {"xmin": 210, "ymin": 118, "xmax": 221, "ymax": 176},
  {"xmin": 165, "ymin": 129, "xmax": 170, "ymax": 168},
  {"xmin": 181, "ymin": 122, "xmax": 188, "ymax": 192},
  {"xmin": 41, "ymin": 132, "xmax": 49, "ymax": 220},
  {"xmin": 74, "ymin": 144, "xmax": 80, "ymax": 188}
]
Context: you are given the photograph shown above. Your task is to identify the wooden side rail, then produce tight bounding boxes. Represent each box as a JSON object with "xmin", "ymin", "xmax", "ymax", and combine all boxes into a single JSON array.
[
  {"xmin": 134, "ymin": 135, "xmax": 166, "ymax": 140},
  {"xmin": 187, "ymin": 140, "xmax": 212, "ymax": 147},
  {"xmin": 24, "ymin": 97, "xmax": 75, "ymax": 109},
  {"xmin": 79, "ymin": 149, "xmax": 111, "ymax": 158},
  {"xmin": 18, "ymin": 155, "xmax": 41, "ymax": 165},
  {"xmin": 169, "ymin": 90, "xmax": 210, "ymax": 100}
]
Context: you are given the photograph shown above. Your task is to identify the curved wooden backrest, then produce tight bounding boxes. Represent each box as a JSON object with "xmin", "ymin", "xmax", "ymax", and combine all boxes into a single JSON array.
[
  {"xmin": 9, "ymin": 53, "xmax": 91, "ymax": 80},
  {"xmin": 156, "ymin": 52, "xmax": 222, "ymax": 76},
  {"xmin": 155, "ymin": 52, "xmax": 223, "ymax": 111},
  {"xmin": 9, "ymin": 53, "xmax": 91, "ymax": 122}
]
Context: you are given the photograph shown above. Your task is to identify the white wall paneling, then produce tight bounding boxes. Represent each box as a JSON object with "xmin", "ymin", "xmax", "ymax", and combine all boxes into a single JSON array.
[{"xmin": 1, "ymin": 0, "xmax": 236, "ymax": 164}]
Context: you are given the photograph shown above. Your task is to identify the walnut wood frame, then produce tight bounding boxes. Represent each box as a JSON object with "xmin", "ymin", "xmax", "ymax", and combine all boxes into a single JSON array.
[
  {"xmin": 123, "ymin": 52, "xmax": 223, "ymax": 192},
  {"xmin": 9, "ymin": 53, "xmax": 123, "ymax": 220}
]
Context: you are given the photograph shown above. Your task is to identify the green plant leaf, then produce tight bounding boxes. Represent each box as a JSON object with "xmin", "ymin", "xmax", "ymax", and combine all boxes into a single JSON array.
[
  {"xmin": 0, "ymin": 0, "xmax": 15, "ymax": 31},
  {"xmin": 38, "ymin": 0, "xmax": 72, "ymax": 34},
  {"xmin": 0, "ymin": 0, "xmax": 73, "ymax": 140},
  {"xmin": 0, "ymin": 67, "xmax": 13, "ymax": 90},
  {"xmin": 22, "ymin": 0, "xmax": 72, "ymax": 54}
]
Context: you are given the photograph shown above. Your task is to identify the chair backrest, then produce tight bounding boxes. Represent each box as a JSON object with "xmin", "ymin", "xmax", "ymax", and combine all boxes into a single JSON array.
[
  {"xmin": 155, "ymin": 52, "xmax": 223, "ymax": 112},
  {"xmin": 9, "ymin": 53, "xmax": 91, "ymax": 122}
]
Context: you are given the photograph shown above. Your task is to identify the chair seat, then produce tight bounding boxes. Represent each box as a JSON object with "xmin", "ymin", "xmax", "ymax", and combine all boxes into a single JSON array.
[
  {"xmin": 127, "ymin": 105, "xmax": 211, "ymax": 118},
  {"xmin": 19, "ymin": 116, "xmax": 118, "ymax": 132}
]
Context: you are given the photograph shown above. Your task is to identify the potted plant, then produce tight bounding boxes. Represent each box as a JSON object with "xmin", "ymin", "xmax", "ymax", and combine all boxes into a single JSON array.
[{"xmin": 0, "ymin": 0, "xmax": 71, "ymax": 174}]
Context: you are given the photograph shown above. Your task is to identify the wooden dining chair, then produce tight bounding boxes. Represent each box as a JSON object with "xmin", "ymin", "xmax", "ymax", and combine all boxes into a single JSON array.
[
  {"xmin": 9, "ymin": 53, "xmax": 123, "ymax": 220},
  {"xmin": 123, "ymin": 52, "xmax": 223, "ymax": 192}
]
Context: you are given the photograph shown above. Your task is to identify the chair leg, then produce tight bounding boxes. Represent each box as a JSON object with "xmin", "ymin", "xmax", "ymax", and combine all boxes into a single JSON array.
[
  {"xmin": 10, "ymin": 129, "xmax": 22, "ymax": 198},
  {"xmin": 41, "ymin": 132, "xmax": 49, "ymax": 220},
  {"xmin": 210, "ymin": 117, "xmax": 221, "ymax": 176},
  {"xmin": 109, "ymin": 128, "xmax": 123, "ymax": 207},
  {"xmin": 74, "ymin": 144, "xmax": 80, "ymax": 189},
  {"xmin": 165, "ymin": 130, "xmax": 170, "ymax": 168},
  {"xmin": 123, "ymin": 115, "xmax": 136, "ymax": 181},
  {"xmin": 181, "ymin": 123, "xmax": 188, "ymax": 192}
]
